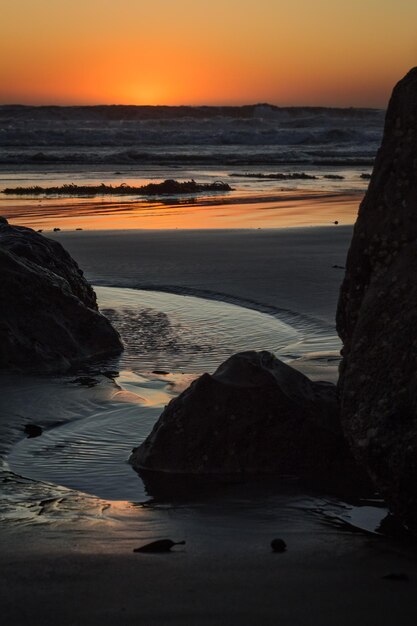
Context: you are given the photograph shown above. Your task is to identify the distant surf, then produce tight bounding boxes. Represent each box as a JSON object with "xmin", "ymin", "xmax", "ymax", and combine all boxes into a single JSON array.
[{"xmin": 0, "ymin": 104, "xmax": 383, "ymax": 166}]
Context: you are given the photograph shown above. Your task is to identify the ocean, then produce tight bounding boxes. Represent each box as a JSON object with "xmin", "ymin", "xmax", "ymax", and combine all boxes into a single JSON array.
[
  {"xmin": 0, "ymin": 103, "xmax": 383, "ymax": 167},
  {"xmin": 0, "ymin": 104, "xmax": 384, "ymax": 230}
]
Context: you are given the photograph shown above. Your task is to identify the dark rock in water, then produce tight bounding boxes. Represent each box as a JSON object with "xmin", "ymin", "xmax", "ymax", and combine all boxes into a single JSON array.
[
  {"xmin": 70, "ymin": 376, "xmax": 99, "ymax": 387},
  {"xmin": 130, "ymin": 351, "xmax": 366, "ymax": 486},
  {"xmin": 271, "ymin": 538, "xmax": 287, "ymax": 553},
  {"xmin": 360, "ymin": 173, "xmax": 371, "ymax": 179},
  {"xmin": 336, "ymin": 68, "xmax": 417, "ymax": 531},
  {"xmin": 0, "ymin": 221, "xmax": 123, "ymax": 370},
  {"xmin": 24, "ymin": 424, "xmax": 42, "ymax": 438},
  {"xmin": 99, "ymin": 370, "xmax": 119, "ymax": 380},
  {"xmin": 53, "ymin": 227, "xmax": 61, "ymax": 232},
  {"xmin": 133, "ymin": 539, "xmax": 186, "ymax": 553},
  {"xmin": 376, "ymin": 513, "xmax": 410, "ymax": 540}
]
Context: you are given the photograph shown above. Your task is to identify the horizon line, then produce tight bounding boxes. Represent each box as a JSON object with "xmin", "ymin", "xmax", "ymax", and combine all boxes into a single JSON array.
[{"xmin": 0, "ymin": 102, "xmax": 385, "ymax": 111}]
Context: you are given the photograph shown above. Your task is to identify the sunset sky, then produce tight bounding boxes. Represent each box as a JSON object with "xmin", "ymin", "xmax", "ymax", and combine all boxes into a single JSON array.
[{"xmin": 1, "ymin": 0, "xmax": 416, "ymax": 107}]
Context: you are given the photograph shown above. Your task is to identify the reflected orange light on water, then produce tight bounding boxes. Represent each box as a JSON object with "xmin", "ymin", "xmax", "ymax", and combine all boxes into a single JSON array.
[{"xmin": 1, "ymin": 192, "xmax": 362, "ymax": 231}]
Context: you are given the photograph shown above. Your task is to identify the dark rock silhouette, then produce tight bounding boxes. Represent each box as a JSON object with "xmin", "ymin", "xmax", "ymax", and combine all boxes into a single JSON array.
[
  {"xmin": 133, "ymin": 539, "xmax": 186, "ymax": 553},
  {"xmin": 271, "ymin": 538, "xmax": 287, "ymax": 553},
  {"xmin": 381, "ymin": 573, "xmax": 409, "ymax": 582},
  {"xmin": 0, "ymin": 218, "xmax": 123, "ymax": 369},
  {"xmin": 130, "ymin": 351, "xmax": 367, "ymax": 486},
  {"xmin": 0, "ymin": 219, "xmax": 96, "ymax": 307},
  {"xmin": 336, "ymin": 67, "xmax": 417, "ymax": 531},
  {"xmin": 70, "ymin": 376, "xmax": 100, "ymax": 387},
  {"xmin": 2, "ymin": 179, "xmax": 232, "ymax": 196},
  {"xmin": 24, "ymin": 424, "xmax": 43, "ymax": 438}
]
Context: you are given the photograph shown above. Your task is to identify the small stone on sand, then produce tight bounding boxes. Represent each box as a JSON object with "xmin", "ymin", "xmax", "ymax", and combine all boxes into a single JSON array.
[
  {"xmin": 382, "ymin": 573, "xmax": 409, "ymax": 581},
  {"xmin": 24, "ymin": 424, "xmax": 43, "ymax": 438},
  {"xmin": 271, "ymin": 538, "xmax": 287, "ymax": 553}
]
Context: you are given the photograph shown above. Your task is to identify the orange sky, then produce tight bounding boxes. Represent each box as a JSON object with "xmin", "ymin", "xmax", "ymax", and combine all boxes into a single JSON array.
[{"xmin": 1, "ymin": 0, "xmax": 416, "ymax": 107}]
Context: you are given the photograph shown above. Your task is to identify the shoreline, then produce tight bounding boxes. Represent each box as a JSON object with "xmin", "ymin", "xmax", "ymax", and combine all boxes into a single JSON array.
[
  {"xmin": 53, "ymin": 226, "xmax": 353, "ymax": 324},
  {"xmin": 4, "ymin": 285, "xmax": 339, "ymax": 501}
]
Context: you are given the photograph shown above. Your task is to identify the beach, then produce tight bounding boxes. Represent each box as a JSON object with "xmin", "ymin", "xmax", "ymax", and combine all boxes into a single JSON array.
[
  {"xmin": 3, "ymin": 516, "xmax": 417, "ymax": 626},
  {"xmin": 58, "ymin": 226, "xmax": 351, "ymax": 320},
  {"xmin": 2, "ymin": 101, "xmax": 417, "ymax": 625},
  {"xmin": 2, "ymin": 224, "xmax": 417, "ymax": 625},
  {"xmin": 2, "ymin": 0, "xmax": 417, "ymax": 619}
]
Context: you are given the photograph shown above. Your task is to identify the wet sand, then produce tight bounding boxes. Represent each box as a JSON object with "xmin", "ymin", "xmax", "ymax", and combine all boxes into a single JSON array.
[
  {"xmin": 2, "ymin": 225, "xmax": 417, "ymax": 625},
  {"xmin": 54, "ymin": 226, "xmax": 353, "ymax": 324},
  {"xmin": 3, "ymin": 524, "xmax": 417, "ymax": 626}
]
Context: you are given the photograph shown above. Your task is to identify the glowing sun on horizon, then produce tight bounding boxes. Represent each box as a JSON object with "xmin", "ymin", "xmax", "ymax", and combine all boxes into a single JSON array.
[{"xmin": 125, "ymin": 82, "xmax": 169, "ymax": 105}]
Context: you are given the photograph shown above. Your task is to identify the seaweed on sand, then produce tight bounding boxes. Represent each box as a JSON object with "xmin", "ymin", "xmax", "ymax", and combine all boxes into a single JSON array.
[{"xmin": 2, "ymin": 179, "xmax": 233, "ymax": 196}]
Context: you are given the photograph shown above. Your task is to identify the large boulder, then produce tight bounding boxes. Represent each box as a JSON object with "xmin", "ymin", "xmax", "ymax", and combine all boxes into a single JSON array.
[
  {"xmin": 130, "ymin": 351, "xmax": 366, "ymax": 487},
  {"xmin": 336, "ymin": 68, "xmax": 417, "ymax": 530},
  {"xmin": 0, "ymin": 219, "xmax": 123, "ymax": 369}
]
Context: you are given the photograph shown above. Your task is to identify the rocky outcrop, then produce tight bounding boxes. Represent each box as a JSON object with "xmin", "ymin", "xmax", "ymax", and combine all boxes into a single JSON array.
[
  {"xmin": 0, "ymin": 219, "xmax": 123, "ymax": 369},
  {"xmin": 336, "ymin": 68, "xmax": 417, "ymax": 530},
  {"xmin": 131, "ymin": 351, "xmax": 366, "ymax": 487}
]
